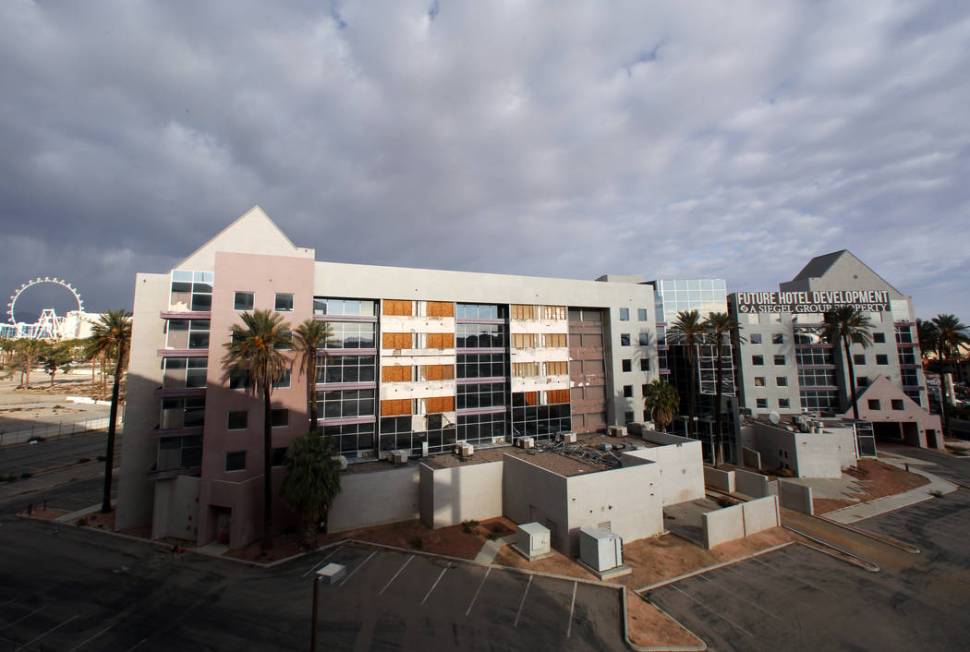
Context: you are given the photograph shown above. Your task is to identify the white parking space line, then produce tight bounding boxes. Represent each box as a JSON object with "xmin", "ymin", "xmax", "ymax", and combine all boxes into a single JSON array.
[
  {"xmin": 68, "ymin": 622, "xmax": 119, "ymax": 651},
  {"xmin": 0, "ymin": 606, "xmax": 45, "ymax": 632},
  {"xmin": 696, "ymin": 574, "xmax": 781, "ymax": 621},
  {"xmin": 421, "ymin": 566, "xmax": 450, "ymax": 605},
  {"xmin": 0, "ymin": 598, "xmax": 21, "ymax": 608},
  {"xmin": 15, "ymin": 614, "xmax": 79, "ymax": 651},
  {"xmin": 125, "ymin": 638, "xmax": 148, "ymax": 651},
  {"xmin": 465, "ymin": 568, "xmax": 492, "ymax": 616},
  {"xmin": 379, "ymin": 555, "xmax": 415, "ymax": 595},
  {"xmin": 668, "ymin": 585, "xmax": 754, "ymax": 638},
  {"xmin": 302, "ymin": 549, "xmax": 341, "ymax": 577},
  {"xmin": 566, "ymin": 581, "xmax": 578, "ymax": 638},
  {"xmin": 513, "ymin": 575, "xmax": 533, "ymax": 628},
  {"xmin": 339, "ymin": 550, "xmax": 378, "ymax": 587}
]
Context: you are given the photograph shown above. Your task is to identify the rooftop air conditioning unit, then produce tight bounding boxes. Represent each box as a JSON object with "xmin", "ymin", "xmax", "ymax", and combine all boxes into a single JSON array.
[
  {"xmin": 459, "ymin": 443, "xmax": 475, "ymax": 458},
  {"xmin": 562, "ymin": 432, "xmax": 577, "ymax": 444},
  {"xmin": 517, "ymin": 437, "xmax": 535, "ymax": 449},
  {"xmin": 391, "ymin": 450, "xmax": 408, "ymax": 465},
  {"xmin": 608, "ymin": 425, "xmax": 627, "ymax": 437}
]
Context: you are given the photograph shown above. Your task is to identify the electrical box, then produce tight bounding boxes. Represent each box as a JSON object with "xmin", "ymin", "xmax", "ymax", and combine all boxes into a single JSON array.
[
  {"xmin": 579, "ymin": 528, "xmax": 623, "ymax": 572},
  {"xmin": 391, "ymin": 450, "xmax": 408, "ymax": 465},
  {"xmin": 518, "ymin": 437, "xmax": 535, "ymax": 449},
  {"xmin": 562, "ymin": 432, "xmax": 577, "ymax": 444},
  {"xmin": 515, "ymin": 522, "xmax": 551, "ymax": 560},
  {"xmin": 459, "ymin": 443, "xmax": 475, "ymax": 458}
]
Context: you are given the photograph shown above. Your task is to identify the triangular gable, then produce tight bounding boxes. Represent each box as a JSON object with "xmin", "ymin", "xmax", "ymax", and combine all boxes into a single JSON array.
[
  {"xmin": 177, "ymin": 206, "xmax": 314, "ymax": 270},
  {"xmin": 847, "ymin": 376, "xmax": 921, "ymax": 414},
  {"xmin": 781, "ymin": 250, "xmax": 905, "ymax": 299}
]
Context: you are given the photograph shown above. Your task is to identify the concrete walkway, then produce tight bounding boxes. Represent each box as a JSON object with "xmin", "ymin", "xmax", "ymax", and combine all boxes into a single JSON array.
[
  {"xmin": 824, "ymin": 457, "xmax": 958, "ymax": 524},
  {"xmin": 472, "ymin": 533, "xmax": 517, "ymax": 564}
]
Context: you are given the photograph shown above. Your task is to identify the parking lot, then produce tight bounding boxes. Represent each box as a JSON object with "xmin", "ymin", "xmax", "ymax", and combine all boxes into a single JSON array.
[
  {"xmin": 646, "ymin": 491, "xmax": 970, "ymax": 651},
  {"xmin": 305, "ymin": 542, "xmax": 627, "ymax": 651}
]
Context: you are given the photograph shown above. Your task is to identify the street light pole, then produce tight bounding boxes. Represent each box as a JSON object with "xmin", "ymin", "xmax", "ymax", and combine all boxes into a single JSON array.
[{"xmin": 309, "ymin": 575, "xmax": 320, "ymax": 652}]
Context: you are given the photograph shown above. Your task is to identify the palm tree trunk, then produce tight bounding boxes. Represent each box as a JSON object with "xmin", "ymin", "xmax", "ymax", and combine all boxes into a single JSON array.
[
  {"xmin": 308, "ymin": 349, "xmax": 318, "ymax": 434},
  {"xmin": 714, "ymin": 338, "xmax": 724, "ymax": 466},
  {"xmin": 940, "ymin": 357, "xmax": 952, "ymax": 437},
  {"xmin": 101, "ymin": 344, "xmax": 124, "ymax": 513},
  {"xmin": 262, "ymin": 385, "xmax": 274, "ymax": 552},
  {"xmin": 843, "ymin": 335, "xmax": 860, "ymax": 420},
  {"xmin": 687, "ymin": 348, "xmax": 697, "ymax": 437}
]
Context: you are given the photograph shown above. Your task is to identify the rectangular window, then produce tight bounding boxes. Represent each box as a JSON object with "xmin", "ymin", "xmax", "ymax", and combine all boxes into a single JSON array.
[
  {"xmin": 873, "ymin": 332, "xmax": 886, "ymax": 343},
  {"xmin": 772, "ymin": 334, "xmax": 784, "ymax": 344},
  {"xmin": 638, "ymin": 331, "xmax": 650, "ymax": 346},
  {"xmin": 456, "ymin": 352, "xmax": 505, "ymax": 379},
  {"xmin": 420, "ymin": 364, "xmax": 454, "ymax": 381},
  {"xmin": 778, "ymin": 398, "xmax": 790, "ymax": 408},
  {"xmin": 773, "ymin": 355, "xmax": 786, "ymax": 366},
  {"xmin": 511, "ymin": 304, "xmax": 537, "ymax": 320},
  {"xmin": 381, "ymin": 365, "xmax": 412, "ymax": 382},
  {"xmin": 637, "ymin": 308, "xmax": 648, "ymax": 321},
  {"xmin": 380, "ymin": 398, "xmax": 412, "ymax": 417},
  {"xmin": 754, "ymin": 377, "xmax": 766, "ymax": 387},
  {"xmin": 750, "ymin": 333, "xmax": 763, "ymax": 344},
  {"xmin": 891, "ymin": 399, "xmax": 905, "ymax": 410},
  {"xmin": 546, "ymin": 389, "xmax": 570, "ymax": 404},
  {"xmin": 776, "ymin": 376, "xmax": 788, "ymax": 387},
  {"xmin": 868, "ymin": 399, "xmax": 881, "ymax": 410},
  {"xmin": 273, "ymin": 370, "xmax": 291, "ymax": 388},
  {"xmin": 317, "ymin": 388, "xmax": 376, "ymax": 419},
  {"xmin": 275, "ymin": 293, "xmax": 294, "ymax": 312},
  {"xmin": 619, "ymin": 308, "xmax": 630, "ymax": 321},
  {"xmin": 640, "ymin": 359, "xmax": 650, "ymax": 371},
  {"xmin": 541, "ymin": 305, "xmax": 567, "ymax": 320},
  {"xmin": 544, "ymin": 361, "xmax": 568, "ymax": 376},
  {"xmin": 876, "ymin": 354, "xmax": 889, "ymax": 365},
  {"xmin": 457, "ymin": 323, "xmax": 506, "ymax": 348},
  {"xmin": 622, "ymin": 359, "xmax": 632, "ymax": 372},
  {"xmin": 425, "ymin": 332, "xmax": 455, "ymax": 349},
  {"xmin": 456, "ymin": 382, "xmax": 506, "ymax": 409},
  {"xmin": 271, "ymin": 408, "xmax": 288, "ymax": 428},
  {"xmin": 225, "ymin": 451, "xmax": 246, "ymax": 471},
  {"xmin": 162, "ymin": 357, "xmax": 208, "ymax": 389},
  {"xmin": 623, "ymin": 385, "xmax": 633, "ymax": 398},
  {"xmin": 234, "ymin": 292, "xmax": 254, "ymax": 311},
  {"xmin": 383, "ymin": 299, "xmax": 413, "ymax": 316},
  {"xmin": 756, "ymin": 398, "xmax": 768, "ymax": 409},
  {"xmin": 271, "ymin": 447, "xmax": 287, "ymax": 467},
  {"xmin": 752, "ymin": 355, "xmax": 764, "ymax": 366},
  {"xmin": 323, "ymin": 321, "xmax": 376, "ymax": 349},
  {"xmin": 424, "ymin": 396, "xmax": 455, "ymax": 414},
  {"xmin": 620, "ymin": 334, "xmax": 631, "ymax": 346},
  {"xmin": 512, "ymin": 362, "xmax": 540, "ymax": 377},
  {"xmin": 318, "ymin": 355, "xmax": 376, "ymax": 384},
  {"xmin": 542, "ymin": 333, "xmax": 567, "ymax": 348},
  {"xmin": 229, "ymin": 368, "xmax": 250, "ymax": 390},
  {"xmin": 315, "ymin": 297, "xmax": 377, "ymax": 316},
  {"xmin": 857, "ymin": 376, "xmax": 869, "ymax": 387},
  {"xmin": 382, "ymin": 332, "xmax": 413, "ymax": 349},
  {"xmin": 512, "ymin": 333, "xmax": 538, "ymax": 348},
  {"xmin": 170, "ymin": 270, "xmax": 213, "ymax": 312},
  {"xmin": 853, "ymin": 353, "xmax": 866, "ymax": 365},
  {"xmin": 426, "ymin": 301, "xmax": 454, "ymax": 317},
  {"xmin": 624, "ymin": 411, "xmax": 635, "ymax": 425},
  {"xmin": 227, "ymin": 411, "xmax": 248, "ymax": 430}
]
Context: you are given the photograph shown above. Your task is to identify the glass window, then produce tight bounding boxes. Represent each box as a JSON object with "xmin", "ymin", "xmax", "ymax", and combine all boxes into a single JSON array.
[
  {"xmin": 876, "ymin": 354, "xmax": 889, "ymax": 365},
  {"xmin": 874, "ymin": 332, "xmax": 886, "ymax": 343},
  {"xmin": 778, "ymin": 398, "xmax": 790, "ymax": 408},
  {"xmin": 271, "ymin": 409, "xmax": 288, "ymax": 428},
  {"xmin": 229, "ymin": 368, "xmax": 250, "ymax": 389},
  {"xmin": 275, "ymin": 293, "xmax": 294, "ymax": 312},
  {"xmin": 857, "ymin": 377, "xmax": 869, "ymax": 387},
  {"xmin": 754, "ymin": 377, "xmax": 766, "ymax": 387},
  {"xmin": 624, "ymin": 411, "xmax": 635, "ymax": 425},
  {"xmin": 622, "ymin": 359, "xmax": 632, "ymax": 372},
  {"xmin": 318, "ymin": 355, "xmax": 376, "ymax": 384},
  {"xmin": 225, "ymin": 451, "xmax": 246, "ymax": 471},
  {"xmin": 756, "ymin": 398, "xmax": 768, "ymax": 409},
  {"xmin": 313, "ymin": 297, "xmax": 377, "ymax": 316},
  {"xmin": 637, "ymin": 308, "xmax": 648, "ymax": 321},
  {"xmin": 620, "ymin": 334, "xmax": 631, "ymax": 346},
  {"xmin": 457, "ymin": 353, "xmax": 505, "ymax": 379},
  {"xmin": 623, "ymin": 385, "xmax": 633, "ymax": 398},
  {"xmin": 457, "ymin": 323, "xmax": 506, "ymax": 348},
  {"xmin": 638, "ymin": 331, "xmax": 650, "ymax": 346},
  {"xmin": 776, "ymin": 376, "xmax": 788, "ymax": 387},
  {"xmin": 456, "ymin": 382, "xmax": 506, "ymax": 409},
  {"xmin": 772, "ymin": 334, "xmax": 784, "ymax": 344},
  {"xmin": 619, "ymin": 308, "xmax": 630, "ymax": 321},
  {"xmin": 271, "ymin": 447, "xmax": 287, "ymax": 467},
  {"xmin": 853, "ymin": 354, "xmax": 866, "ymax": 365},
  {"xmin": 640, "ymin": 359, "xmax": 649, "ymax": 371},
  {"xmin": 273, "ymin": 369, "xmax": 291, "ymax": 388},
  {"xmin": 234, "ymin": 292, "xmax": 254, "ymax": 310},
  {"xmin": 773, "ymin": 355, "xmax": 786, "ymax": 366},
  {"xmin": 750, "ymin": 333, "xmax": 762, "ymax": 344},
  {"xmin": 752, "ymin": 355, "xmax": 764, "ymax": 366},
  {"xmin": 228, "ymin": 411, "xmax": 248, "ymax": 430},
  {"xmin": 323, "ymin": 322, "xmax": 376, "ymax": 349},
  {"xmin": 316, "ymin": 389, "xmax": 376, "ymax": 419},
  {"xmin": 892, "ymin": 399, "xmax": 905, "ymax": 410},
  {"xmin": 868, "ymin": 399, "xmax": 881, "ymax": 410},
  {"xmin": 162, "ymin": 357, "xmax": 208, "ymax": 389}
]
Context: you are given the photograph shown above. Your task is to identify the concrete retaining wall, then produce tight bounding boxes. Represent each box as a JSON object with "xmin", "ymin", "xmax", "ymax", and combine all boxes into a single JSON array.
[
  {"xmin": 502, "ymin": 455, "xmax": 570, "ymax": 552},
  {"xmin": 742, "ymin": 496, "xmax": 780, "ymax": 533},
  {"xmin": 703, "ymin": 466, "xmax": 736, "ymax": 493},
  {"xmin": 329, "ymin": 465, "xmax": 420, "ymax": 533},
  {"xmin": 419, "ymin": 460, "xmax": 504, "ymax": 529},
  {"xmin": 735, "ymin": 468, "xmax": 772, "ymax": 498},
  {"xmin": 701, "ymin": 495, "xmax": 779, "ymax": 549},
  {"xmin": 779, "ymin": 480, "xmax": 814, "ymax": 515},
  {"xmin": 623, "ymin": 438, "xmax": 704, "ymax": 506},
  {"xmin": 741, "ymin": 446, "xmax": 762, "ymax": 470}
]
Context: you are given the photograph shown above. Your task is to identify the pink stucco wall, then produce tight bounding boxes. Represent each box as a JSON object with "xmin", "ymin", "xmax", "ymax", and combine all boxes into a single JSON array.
[
  {"xmin": 197, "ymin": 251, "xmax": 315, "ymax": 547},
  {"xmin": 846, "ymin": 376, "xmax": 943, "ymax": 449}
]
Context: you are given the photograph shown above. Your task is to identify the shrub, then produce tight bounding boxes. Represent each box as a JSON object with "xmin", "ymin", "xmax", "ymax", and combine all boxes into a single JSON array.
[
  {"xmin": 461, "ymin": 519, "xmax": 479, "ymax": 534},
  {"xmin": 486, "ymin": 532, "xmax": 500, "ymax": 541}
]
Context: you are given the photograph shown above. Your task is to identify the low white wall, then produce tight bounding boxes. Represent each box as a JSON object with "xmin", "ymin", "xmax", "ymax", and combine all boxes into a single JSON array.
[
  {"xmin": 779, "ymin": 480, "xmax": 814, "ymax": 515},
  {"xmin": 151, "ymin": 475, "xmax": 200, "ymax": 541},
  {"xmin": 704, "ymin": 466, "xmax": 735, "ymax": 493},
  {"xmin": 735, "ymin": 468, "xmax": 772, "ymax": 498},
  {"xmin": 329, "ymin": 465, "xmax": 420, "ymax": 533},
  {"xmin": 420, "ymin": 461, "xmax": 504, "ymax": 529},
  {"xmin": 741, "ymin": 447, "xmax": 762, "ymax": 470},
  {"xmin": 742, "ymin": 496, "xmax": 780, "ymax": 533},
  {"xmin": 624, "ymin": 438, "xmax": 705, "ymax": 506},
  {"xmin": 702, "ymin": 504, "xmax": 746, "ymax": 548},
  {"xmin": 502, "ymin": 455, "xmax": 569, "ymax": 552}
]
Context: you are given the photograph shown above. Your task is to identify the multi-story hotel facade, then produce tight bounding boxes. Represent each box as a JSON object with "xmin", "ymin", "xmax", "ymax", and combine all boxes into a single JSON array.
[{"xmin": 116, "ymin": 207, "xmax": 659, "ymax": 545}]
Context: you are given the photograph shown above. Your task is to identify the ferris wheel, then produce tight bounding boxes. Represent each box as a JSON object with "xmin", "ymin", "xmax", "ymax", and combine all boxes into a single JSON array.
[{"xmin": 6, "ymin": 277, "xmax": 84, "ymax": 338}]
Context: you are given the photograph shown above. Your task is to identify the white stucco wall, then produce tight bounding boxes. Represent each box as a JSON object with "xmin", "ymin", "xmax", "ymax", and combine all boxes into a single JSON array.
[
  {"xmin": 624, "ymin": 434, "xmax": 705, "ymax": 506},
  {"xmin": 151, "ymin": 475, "xmax": 201, "ymax": 541},
  {"xmin": 420, "ymin": 461, "xmax": 504, "ymax": 529},
  {"xmin": 502, "ymin": 455, "xmax": 570, "ymax": 551},
  {"xmin": 328, "ymin": 465, "xmax": 420, "ymax": 533}
]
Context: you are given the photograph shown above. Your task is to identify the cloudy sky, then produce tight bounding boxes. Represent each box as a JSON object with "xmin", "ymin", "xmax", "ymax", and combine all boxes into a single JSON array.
[{"xmin": 1, "ymin": 0, "xmax": 968, "ymax": 320}]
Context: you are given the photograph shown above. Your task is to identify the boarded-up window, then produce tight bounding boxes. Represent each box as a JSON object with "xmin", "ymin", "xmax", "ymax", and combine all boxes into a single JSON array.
[
  {"xmin": 545, "ymin": 361, "xmax": 568, "ymax": 376},
  {"xmin": 541, "ymin": 305, "xmax": 567, "ymax": 320},
  {"xmin": 511, "ymin": 304, "xmax": 537, "ymax": 320},
  {"xmin": 512, "ymin": 362, "xmax": 540, "ymax": 377},
  {"xmin": 382, "ymin": 332, "xmax": 413, "ymax": 349},
  {"xmin": 426, "ymin": 301, "xmax": 454, "ymax": 318},
  {"xmin": 424, "ymin": 396, "xmax": 455, "ymax": 413},
  {"xmin": 381, "ymin": 365, "xmax": 413, "ymax": 382},
  {"xmin": 546, "ymin": 389, "xmax": 570, "ymax": 404},
  {"xmin": 425, "ymin": 332, "xmax": 455, "ymax": 349},
  {"xmin": 543, "ymin": 333, "xmax": 567, "ymax": 348},
  {"xmin": 522, "ymin": 391, "xmax": 539, "ymax": 406},
  {"xmin": 512, "ymin": 333, "xmax": 538, "ymax": 348},
  {"xmin": 383, "ymin": 300, "xmax": 413, "ymax": 316},
  {"xmin": 381, "ymin": 399, "xmax": 412, "ymax": 416},
  {"xmin": 421, "ymin": 364, "xmax": 454, "ymax": 381}
]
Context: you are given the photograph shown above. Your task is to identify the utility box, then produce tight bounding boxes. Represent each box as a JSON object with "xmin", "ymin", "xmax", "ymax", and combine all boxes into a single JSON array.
[
  {"xmin": 579, "ymin": 528, "xmax": 623, "ymax": 572},
  {"xmin": 391, "ymin": 450, "xmax": 408, "ymax": 465},
  {"xmin": 561, "ymin": 432, "xmax": 577, "ymax": 444},
  {"xmin": 317, "ymin": 563, "xmax": 347, "ymax": 585},
  {"xmin": 513, "ymin": 522, "xmax": 551, "ymax": 560}
]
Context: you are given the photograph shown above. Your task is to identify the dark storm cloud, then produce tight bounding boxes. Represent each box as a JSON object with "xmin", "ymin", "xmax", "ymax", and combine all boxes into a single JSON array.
[{"xmin": 0, "ymin": 0, "xmax": 967, "ymax": 319}]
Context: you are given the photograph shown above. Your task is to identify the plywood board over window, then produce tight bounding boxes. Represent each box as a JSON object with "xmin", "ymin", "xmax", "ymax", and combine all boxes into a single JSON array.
[
  {"xmin": 421, "ymin": 364, "xmax": 454, "ymax": 381},
  {"xmin": 546, "ymin": 389, "xmax": 570, "ymax": 404},
  {"xmin": 511, "ymin": 304, "xmax": 537, "ymax": 320},
  {"xmin": 545, "ymin": 361, "xmax": 568, "ymax": 376},
  {"xmin": 425, "ymin": 332, "xmax": 455, "ymax": 349},
  {"xmin": 381, "ymin": 365, "xmax": 413, "ymax": 382},
  {"xmin": 543, "ymin": 333, "xmax": 567, "ymax": 348},
  {"xmin": 382, "ymin": 332, "xmax": 413, "ymax": 349},
  {"xmin": 512, "ymin": 333, "xmax": 538, "ymax": 348},
  {"xmin": 424, "ymin": 396, "xmax": 455, "ymax": 413},
  {"xmin": 426, "ymin": 301, "xmax": 454, "ymax": 318},
  {"xmin": 381, "ymin": 399, "xmax": 412, "ymax": 417},
  {"xmin": 383, "ymin": 299, "xmax": 413, "ymax": 316}
]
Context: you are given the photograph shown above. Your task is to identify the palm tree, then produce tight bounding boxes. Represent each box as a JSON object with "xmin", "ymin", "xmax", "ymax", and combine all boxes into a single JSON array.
[
  {"xmin": 821, "ymin": 307, "xmax": 874, "ymax": 420},
  {"xmin": 13, "ymin": 339, "xmax": 44, "ymax": 388},
  {"xmin": 0, "ymin": 339, "xmax": 14, "ymax": 367},
  {"xmin": 85, "ymin": 311, "xmax": 132, "ymax": 513},
  {"xmin": 292, "ymin": 319, "xmax": 333, "ymax": 434},
  {"xmin": 42, "ymin": 341, "xmax": 74, "ymax": 387},
  {"xmin": 931, "ymin": 314, "xmax": 969, "ymax": 436},
  {"xmin": 916, "ymin": 318, "xmax": 940, "ymax": 365},
  {"xmin": 224, "ymin": 309, "xmax": 292, "ymax": 553},
  {"xmin": 281, "ymin": 433, "xmax": 342, "ymax": 550},
  {"xmin": 667, "ymin": 310, "xmax": 706, "ymax": 436},
  {"xmin": 704, "ymin": 312, "xmax": 740, "ymax": 466},
  {"xmin": 643, "ymin": 379, "xmax": 679, "ymax": 433}
]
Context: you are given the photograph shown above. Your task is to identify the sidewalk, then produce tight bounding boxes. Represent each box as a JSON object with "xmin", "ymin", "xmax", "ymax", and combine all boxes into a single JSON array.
[{"xmin": 824, "ymin": 457, "xmax": 958, "ymax": 524}]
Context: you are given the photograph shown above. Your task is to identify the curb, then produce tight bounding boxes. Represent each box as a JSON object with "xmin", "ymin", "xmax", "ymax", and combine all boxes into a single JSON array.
[
  {"xmin": 636, "ymin": 541, "xmax": 794, "ymax": 593},
  {"xmin": 782, "ymin": 527, "xmax": 879, "ymax": 572},
  {"xmin": 816, "ymin": 516, "xmax": 920, "ymax": 554},
  {"xmin": 626, "ymin": 591, "xmax": 708, "ymax": 652}
]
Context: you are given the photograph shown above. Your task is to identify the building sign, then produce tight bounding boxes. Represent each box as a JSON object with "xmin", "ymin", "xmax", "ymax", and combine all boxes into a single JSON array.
[{"xmin": 733, "ymin": 290, "xmax": 891, "ymax": 314}]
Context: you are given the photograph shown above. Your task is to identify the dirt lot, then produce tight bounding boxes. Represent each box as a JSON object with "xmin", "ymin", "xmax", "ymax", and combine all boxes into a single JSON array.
[
  {"xmin": 814, "ymin": 459, "xmax": 930, "ymax": 514},
  {"xmin": 627, "ymin": 589, "xmax": 705, "ymax": 648}
]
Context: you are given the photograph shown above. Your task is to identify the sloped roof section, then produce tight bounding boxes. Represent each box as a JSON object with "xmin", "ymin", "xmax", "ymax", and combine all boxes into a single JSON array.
[
  {"xmin": 781, "ymin": 250, "xmax": 905, "ymax": 299},
  {"xmin": 790, "ymin": 250, "xmax": 848, "ymax": 281},
  {"xmin": 177, "ymin": 206, "xmax": 314, "ymax": 270}
]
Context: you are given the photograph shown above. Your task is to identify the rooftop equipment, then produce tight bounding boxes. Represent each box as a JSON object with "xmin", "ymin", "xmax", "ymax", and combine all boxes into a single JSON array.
[
  {"xmin": 579, "ymin": 527, "xmax": 624, "ymax": 572},
  {"xmin": 513, "ymin": 522, "xmax": 551, "ymax": 560}
]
